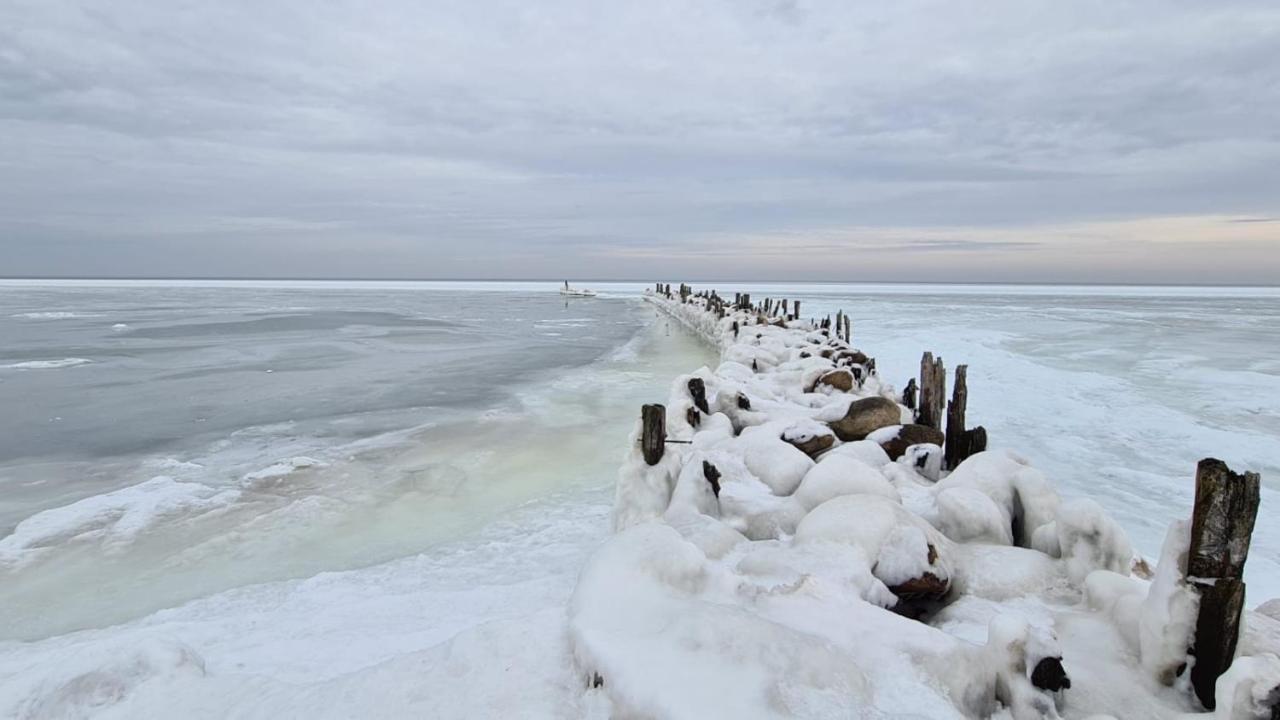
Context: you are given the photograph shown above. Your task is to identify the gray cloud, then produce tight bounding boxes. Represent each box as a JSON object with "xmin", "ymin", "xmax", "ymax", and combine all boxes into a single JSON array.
[{"xmin": 1, "ymin": 0, "xmax": 1278, "ymax": 282}]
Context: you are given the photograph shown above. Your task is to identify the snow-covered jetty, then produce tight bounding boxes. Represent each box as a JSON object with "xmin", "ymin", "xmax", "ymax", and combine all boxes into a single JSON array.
[{"xmin": 568, "ymin": 284, "xmax": 1278, "ymax": 719}]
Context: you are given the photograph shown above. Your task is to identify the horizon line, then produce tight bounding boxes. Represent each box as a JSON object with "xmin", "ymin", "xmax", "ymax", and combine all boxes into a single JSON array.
[{"xmin": 1, "ymin": 275, "xmax": 1278, "ymax": 289}]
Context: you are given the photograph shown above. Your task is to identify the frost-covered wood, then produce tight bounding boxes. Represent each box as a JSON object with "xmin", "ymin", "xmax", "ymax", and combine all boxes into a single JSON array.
[
  {"xmin": 1187, "ymin": 458, "xmax": 1262, "ymax": 709},
  {"xmin": 687, "ymin": 377, "xmax": 710, "ymax": 414},
  {"xmin": 640, "ymin": 403, "xmax": 665, "ymax": 465}
]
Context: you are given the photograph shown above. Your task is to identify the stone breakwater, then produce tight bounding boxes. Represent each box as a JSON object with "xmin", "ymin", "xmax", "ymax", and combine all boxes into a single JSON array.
[{"xmin": 566, "ymin": 285, "xmax": 1279, "ymax": 719}]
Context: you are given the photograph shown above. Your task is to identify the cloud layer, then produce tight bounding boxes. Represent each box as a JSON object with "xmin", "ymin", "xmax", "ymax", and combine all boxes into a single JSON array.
[{"xmin": 2, "ymin": 0, "xmax": 1278, "ymax": 282}]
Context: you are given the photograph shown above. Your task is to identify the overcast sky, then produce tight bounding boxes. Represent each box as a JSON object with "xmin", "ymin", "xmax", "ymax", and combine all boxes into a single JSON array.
[{"xmin": 2, "ymin": 0, "xmax": 1278, "ymax": 283}]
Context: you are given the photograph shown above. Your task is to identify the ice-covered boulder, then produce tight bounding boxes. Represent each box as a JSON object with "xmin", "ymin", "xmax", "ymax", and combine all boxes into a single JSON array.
[
  {"xmin": 936, "ymin": 486, "xmax": 1014, "ymax": 545},
  {"xmin": 827, "ymin": 396, "xmax": 902, "ymax": 441},
  {"xmin": 1052, "ymin": 498, "xmax": 1133, "ymax": 583},
  {"xmin": 823, "ymin": 440, "xmax": 892, "ymax": 468},
  {"xmin": 569, "ymin": 523, "xmax": 882, "ymax": 718},
  {"xmin": 935, "ymin": 450, "xmax": 1061, "ymax": 548},
  {"xmin": 1212, "ymin": 654, "xmax": 1280, "ymax": 720},
  {"xmin": 870, "ymin": 423, "xmax": 945, "ymax": 460},
  {"xmin": 899, "ymin": 443, "xmax": 944, "ymax": 482},
  {"xmin": 793, "ymin": 455, "xmax": 899, "ymax": 510},
  {"xmin": 795, "ymin": 494, "xmax": 953, "ymax": 611},
  {"xmin": 736, "ymin": 428, "xmax": 814, "ymax": 496},
  {"xmin": 813, "ymin": 368, "xmax": 855, "ymax": 392},
  {"xmin": 778, "ymin": 419, "xmax": 836, "ymax": 460}
]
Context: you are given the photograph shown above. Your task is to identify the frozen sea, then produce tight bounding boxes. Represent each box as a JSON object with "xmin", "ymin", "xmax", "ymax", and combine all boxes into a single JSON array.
[{"xmin": 0, "ymin": 279, "xmax": 1277, "ymax": 718}]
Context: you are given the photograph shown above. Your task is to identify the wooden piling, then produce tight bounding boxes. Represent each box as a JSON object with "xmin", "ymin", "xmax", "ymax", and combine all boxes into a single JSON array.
[
  {"xmin": 1187, "ymin": 458, "xmax": 1262, "ymax": 709},
  {"xmin": 945, "ymin": 365, "xmax": 968, "ymax": 468},
  {"xmin": 903, "ymin": 378, "xmax": 918, "ymax": 410},
  {"xmin": 641, "ymin": 404, "xmax": 666, "ymax": 465},
  {"xmin": 703, "ymin": 461, "xmax": 722, "ymax": 497},
  {"xmin": 687, "ymin": 378, "xmax": 710, "ymax": 414},
  {"xmin": 918, "ymin": 352, "xmax": 946, "ymax": 431},
  {"xmin": 944, "ymin": 365, "xmax": 986, "ymax": 469}
]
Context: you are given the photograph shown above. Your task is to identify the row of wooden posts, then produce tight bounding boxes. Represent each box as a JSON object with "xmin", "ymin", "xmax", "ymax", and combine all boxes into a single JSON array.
[
  {"xmin": 654, "ymin": 282, "xmax": 802, "ymax": 323},
  {"xmin": 903, "ymin": 352, "xmax": 987, "ymax": 471},
  {"xmin": 641, "ymin": 283, "xmax": 1266, "ymax": 711}
]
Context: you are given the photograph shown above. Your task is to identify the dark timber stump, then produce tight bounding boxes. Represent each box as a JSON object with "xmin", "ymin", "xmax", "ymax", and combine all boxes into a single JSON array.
[
  {"xmin": 641, "ymin": 404, "xmax": 666, "ymax": 465},
  {"xmin": 703, "ymin": 461, "xmax": 722, "ymax": 497},
  {"xmin": 918, "ymin": 352, "xmax": 946, "ymax": 431},
  {"xmin": 1187, "ymin": 458, "xmax": 1261, "ymax": 710},
  {"xmin": 687, "ymin": 378, "xmax": 710, "ymax": 414},
  {"xmin": 903, "ymin": 378, "xmax": 918, "ymax": 410},
  {"xmin": 945, "ymin": 365, "xmax": 971, "ymax": 469}
]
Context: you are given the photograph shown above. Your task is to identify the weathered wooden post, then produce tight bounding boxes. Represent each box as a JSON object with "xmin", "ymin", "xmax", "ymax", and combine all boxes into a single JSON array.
[
  {"xmin": 687, "ymin": 378, "xmax": 709, "ymax": 414},
  {"xmin": 903, "ymin": 378, "xmax": 918, "ymax": 410},
  {"xmin": 944, "ymin": 365, "xmax": 987, "ymax": 468},
  {"xmin": 702, "ymin": 461, "xmax": 722, "ymax": 497},
  {"xmin": 792, "ymin": 300, "xmax": 800, "ymax": 321},
  {"xmin": 1187, "ymin": 458, "xmax": 1262, "ymax": 709},
  {"xmin": 945, "ymin": 365, "xmax": 968, "ymax": 468},
  {"xmin": 641, "ymin": 404, "xmax": 666, "ymax": 465},
  {"xmin": 918, "ymin": 352, "xmax": 946, "ymax": 431}
]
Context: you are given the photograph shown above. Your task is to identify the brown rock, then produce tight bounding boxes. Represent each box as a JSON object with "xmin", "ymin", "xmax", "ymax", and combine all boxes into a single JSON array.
[
  {"xmin": 827, "ymin": 396, "xmax": 901, "ymax": 441},
  {"xmin": 815, "ymin": 369, "xmax": 854, "ymax": 392},
  {"xmin": 889, "ymin": 572, "xmax": 950, "ymax": 603},
  {"xmin": 784, "ymin": 431, "xmax": 835, "ymax": 459},
  {"xmin": 877, "ymin": 424, "xmax": 945, "ymax": 460},
  {"xmin": 883, "ymin": 543, "xmax": 952, "ymax": 618},
  {"xmin": 836, "ymin": 350, "xmax": 869, "ymax": 366}
]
